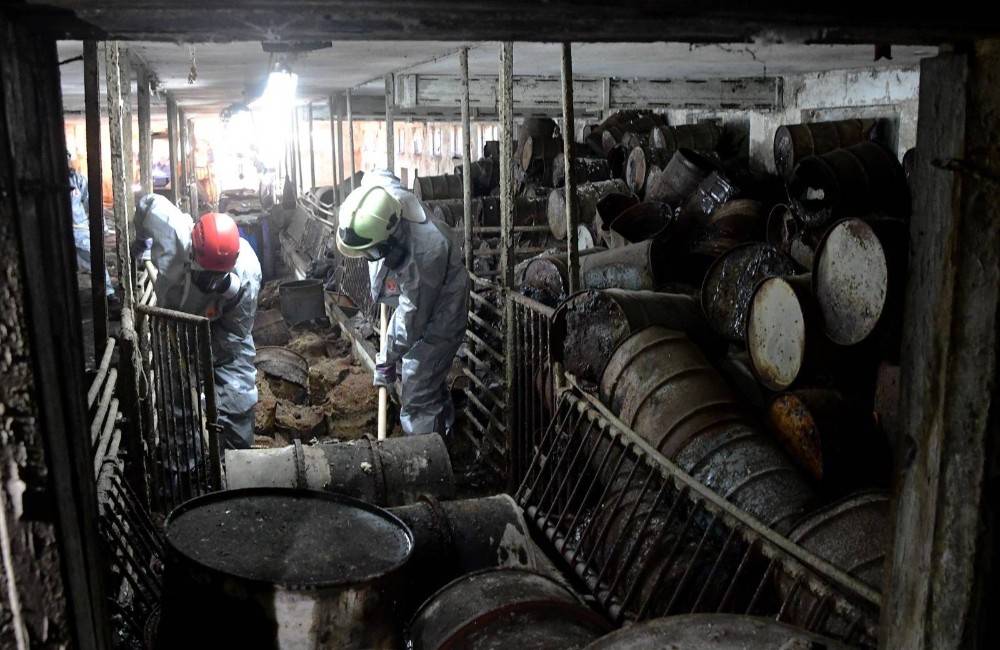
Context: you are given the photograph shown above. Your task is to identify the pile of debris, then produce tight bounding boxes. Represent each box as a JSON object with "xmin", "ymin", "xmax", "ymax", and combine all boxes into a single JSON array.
[{"xmin": 252, "ymin": 280, "xmax": 380, "ymax": 447}]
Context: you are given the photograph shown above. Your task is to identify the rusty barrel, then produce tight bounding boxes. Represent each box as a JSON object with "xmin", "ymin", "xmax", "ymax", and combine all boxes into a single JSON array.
[
  {"xmin": 788, "ymin": 141, "xmax": 909, "ymax": 227},
  {"xmin": 600, "ymin": 326, "xmax": 814, "ymax": 532},
  {"xmin": 423, "ymin": 198, "xmax": 481, "ymax": 228},
  {"xmin": 253, "ymin": 308, "xmax": 292, "ymax": 346},
  {"xmin": 157, "ymin": 488, "xmax": 412, "ymax": 649},
  {"xmin": 600, "ymin": 327, "xmax": 751, "ymax": 460},
  {"xmin": 554, "ymin": 290, "xmax": 713, "ymax": 384},
  {"xmin": 649, "ymin": 123, "xmax": 722, "ymax": 156},
  {"xmin": 518, "ymin": 248, "xmax": 608, "ymax": 307},
  {"xmin": 679, "ymin": 171, "xmax": 739, "ymax": 228},
  {"xmin": 547, "ymin": 179, "xmax": 630, "ymax": 240},
  {"xmin": 224, "ymin": 433, "xmax": 455, "ymax": 507},
  {"xmin": 481, "ymin": 195, "xmax": 549, "ymax": 229},
  {"xmin": 583, "ymin": 614, "xmax": 852, "ymax": 649},
  {"xmin": 813, "ymin": 217, "xmax": 898, "ymax": 346},
  {"xmin": 406, "ymin": 568, "xmax": 609, "ymax": 650},
  {"xmin": 773, "ymin": 118, "xmax": 877, "ymax": 179},
  {"xmin": 780, "ymin": 492, "xmax": 890, "ymax": 635},
  {"xmin": 700, "ymin": 242, "xmax": 799, "ymax": 342},
  {"xmin": 607, "ymin": 201, "xmax": 672, "ymax": 244},
  {"xmin": 389, "ymin": 494, "xmax": 540, "ymax": 618},
  {"xmin": 579, "ymin": 240, "xmax": 668, "ymax": 292},
  {"xmin": 553, "ymin": 153, "xmax": 611, "ymax": 187},
  {"xmin": 624, "ymin": 146, "xmax": 670, "ymax": 194},
  {"xmin": 255, "ymin": 347, "xmax": 310, "ymax": 404},
  {"xmin": 595, "ymin": 191, "xmax": 640, "ymax": 247},
  {"xmin": 745, "ymin": 273, "xmax": 824, "ymax": 392},
  {"xmin": 644, "ymin": 148, "xmax": 720, "ymax": 207},
  {"xmin": 767, "ymin": 389, "xmax": 889, "ymax": 485},
  {"xmin": 414, "ymin": 174, "xmax": 464, "ymax": 201}
]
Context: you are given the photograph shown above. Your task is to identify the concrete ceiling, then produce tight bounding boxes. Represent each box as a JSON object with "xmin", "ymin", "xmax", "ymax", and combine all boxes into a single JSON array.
[{"xmin": 57, "ymin": 40, "xmax": 936, "ymax": 117}]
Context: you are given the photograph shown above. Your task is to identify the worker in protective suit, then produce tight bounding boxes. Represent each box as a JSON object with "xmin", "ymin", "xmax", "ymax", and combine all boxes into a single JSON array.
[
  {"xmin": 336, "ymin": 170, "xmax": 470, "ymax": 436},
  {"xmin": 135, "ymin": 193, "xmax": 261, "ymax": 450},
  {"xmin": 69, "ymin": 151, "xmax": 118, "ymax": 309}
]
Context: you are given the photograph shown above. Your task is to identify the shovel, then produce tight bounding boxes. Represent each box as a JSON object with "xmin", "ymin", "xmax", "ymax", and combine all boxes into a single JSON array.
[{"xmin": 377, "ymin": 303, "xmax": 389, "ymax": 441}]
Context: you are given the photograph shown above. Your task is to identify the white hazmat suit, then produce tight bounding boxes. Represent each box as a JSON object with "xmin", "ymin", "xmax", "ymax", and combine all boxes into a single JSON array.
[
  {"xmin": 135, "ymin": 193, "xmax": 262, "ymax": 449},
  {"xmin": 365, "ymin": 171, "xmax": 470, "ymax": 436}
]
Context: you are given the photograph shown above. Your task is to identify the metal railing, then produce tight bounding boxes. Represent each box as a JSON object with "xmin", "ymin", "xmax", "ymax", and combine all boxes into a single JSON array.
[
  {"xmin": 509, "ymin": 291, "xmax": 555, "ymax": 486},
  {"xmin": 136, "ymin": 304, "xmax": 221, "ymax": 514},
  {"xmin": 516, "ymin": 386, "xmax": 881, "ymax": 648},
  {"xmin": 89, "ymin": 336, "xmax": 164, "ymax": 647}
]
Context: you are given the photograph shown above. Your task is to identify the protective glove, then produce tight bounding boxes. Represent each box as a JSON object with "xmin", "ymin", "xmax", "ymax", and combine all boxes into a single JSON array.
[{"xmin": 373, "ymin": 362, "xmax": 397, "ymax": 388}]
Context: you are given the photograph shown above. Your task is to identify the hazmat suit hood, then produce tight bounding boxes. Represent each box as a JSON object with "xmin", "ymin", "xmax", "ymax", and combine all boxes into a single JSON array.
[{"xmin": 362, "ymin": 170, "xmax": 470, "ymax": 436}]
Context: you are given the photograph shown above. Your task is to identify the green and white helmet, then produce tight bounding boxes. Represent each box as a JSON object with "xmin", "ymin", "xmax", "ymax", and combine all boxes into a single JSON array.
[{"xmin": 336, "ymin": 184, "xmax": 403, "ymax": 258}]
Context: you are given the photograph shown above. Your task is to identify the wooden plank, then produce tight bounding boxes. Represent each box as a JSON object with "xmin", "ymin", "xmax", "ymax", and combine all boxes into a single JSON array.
[
  {"xmin": 394, "ymin": 74, "xmax": 782, "ymax": 111},
  {"xmin": 346, "ymin": 89, "xmax": 356, "ymax": 191},
  {"xmin": 105, "ymin": 41, "xmax": 134, "ymax": 309},
  {"xmin": 385, "ymin": 74, "xmax": 394, "ymax": 173},
  {"xmin": 460, "ymin": 47, "xmax": 473, "ymax": 272},
  {"xmin": 166, "ymin": 94, "xmax": 178, "ymax": 203},
  {"xmin": 561, "ymin": 43, "xmax": 580, "ymax": 295},
  {"xmin": 882, "ymin": 42, "xmax": 1000, "ymax": 650},
  {"xmin": 0, "ymin": 14, "xmax": 111, "ymax": 648},
  {"xmin": 83, "ymin": 40, "xmax": 107, "ymax": 355},
  {"xmin": 136, "ymin": 62, "xmax": 152, "ymax": 195}
]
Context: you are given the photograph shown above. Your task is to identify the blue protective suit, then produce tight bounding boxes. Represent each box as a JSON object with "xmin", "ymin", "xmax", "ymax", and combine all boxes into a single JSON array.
[
  {"xmin": 135, "ymin": 193, "xmax": 262, "ymax": 449},
  {"xmin": 70, "ymin": 169, "xmax": 114, "ymax": 295},
  {"xmin": 365, "ymin": 171, "xmax": 471, "ymax": 436}
]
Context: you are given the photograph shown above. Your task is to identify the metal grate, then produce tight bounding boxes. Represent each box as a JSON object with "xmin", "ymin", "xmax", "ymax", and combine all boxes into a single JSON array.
[
  {"xmin": 96, "ymin": 460, "xmax": 165, "ymax": 647},
  {"xmin": 136, "ymin": 304, "xmax": 221, "ymax": 514},
  {"xmin": 337, "ymin": 255, "xmax": 376, "ymax": 322},
  {"xmin": 517, "ymin": 388, "xmax": 881, "ymax": 648},
  {"xmin": 509, "ymin": 291, "xmax": 555, "ymax": 486}
]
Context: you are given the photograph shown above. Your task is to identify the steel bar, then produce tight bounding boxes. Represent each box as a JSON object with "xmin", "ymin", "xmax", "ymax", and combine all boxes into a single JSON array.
[
  {"xmin": 308, "ymin": 102, "xmax": 316, "ymax": 189},
  {"xmin": 385, "ymin": 74, "xmax": 395, "ymax": 174},
  {"xmin": 328, "ymin": 95, "xmax": 340, "ymax": 192},
  {"xmin": 498, "ymin": 41, "xmax": 516, "ymax": 488},
  {"xmin": 87, "ymin": 338, "xmax": 117, "ymax": 408},
  {"xmin": 179, "ymin": 110, "xmax": 190, "ymax": 212},
  {"xmin": 136, "ymin": 64, "xmax": 152, "ymax": 195},
  {"xmin": 166, "ymin": 94, "xmax": 178, "ymax": 204}
]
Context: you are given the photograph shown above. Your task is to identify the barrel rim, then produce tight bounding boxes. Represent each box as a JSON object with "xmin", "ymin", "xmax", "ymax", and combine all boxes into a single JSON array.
[
  {"xmin": 745, "ymin": 275, "xmax": 807, "ymax": 392},
  {"xmin": 406, "ymin": 566, "xmax": 609, "ymax": 644},
  {"xmin": 164, "ymin": 486, "xmax": 414, "ymax": 590}
]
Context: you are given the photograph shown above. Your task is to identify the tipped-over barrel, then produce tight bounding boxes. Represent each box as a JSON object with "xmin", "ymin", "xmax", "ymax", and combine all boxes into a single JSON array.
[{"xmin": 224, "ymin": 433, "xmax": 455, "ymax": 506}]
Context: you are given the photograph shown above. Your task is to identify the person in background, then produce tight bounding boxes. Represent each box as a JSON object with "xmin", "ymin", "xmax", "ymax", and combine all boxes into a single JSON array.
[
  {"xmin": 134, "ymin": 193, "xmax": 261, "ymax": 449},
  {"xmin": 69, "ymin": 151, "xmax": 120, "ymax": 312},
  {"xmin": 335, "ymin": 169, "xmax": 470, "ymax": 436}
]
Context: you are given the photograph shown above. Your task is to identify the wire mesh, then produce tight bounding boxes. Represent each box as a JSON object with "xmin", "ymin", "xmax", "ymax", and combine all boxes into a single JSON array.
[{"xmin": 516, "ymin": 389, "xmax": 881, "ymax": 648}]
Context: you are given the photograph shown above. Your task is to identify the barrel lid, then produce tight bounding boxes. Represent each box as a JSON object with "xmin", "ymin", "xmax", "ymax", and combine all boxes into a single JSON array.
[
  {"xmin": 747, "ymin": 277, "xmax": 806, "ymax": 391},
  {"xmin": 165, "ymin": 487, "xmax": 413, "ymax": 588},
  {"xmin": 813, "ymin": 218, "xmax": 888, "ymax": 345}
]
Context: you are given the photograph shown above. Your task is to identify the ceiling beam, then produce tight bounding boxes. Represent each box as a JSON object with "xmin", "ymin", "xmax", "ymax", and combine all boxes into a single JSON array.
[
  {"xmin": 394, "ymin": 74, "xmax": 782, "ymax": 112},
  {"xmin": 14, "ymin": 2, "xmax": 1000, "ymax": 45}
]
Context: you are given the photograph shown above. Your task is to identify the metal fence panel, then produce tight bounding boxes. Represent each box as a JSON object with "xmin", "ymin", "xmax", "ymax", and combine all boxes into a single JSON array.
[{"xmin": 136, "ymin": 304, "xmax": 220, "ymax": 513}]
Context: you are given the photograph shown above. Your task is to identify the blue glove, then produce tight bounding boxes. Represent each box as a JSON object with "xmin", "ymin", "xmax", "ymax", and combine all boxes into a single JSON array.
[{"xmin": 373, "ymin": 362, "xmax": 397, "ymax": 388}]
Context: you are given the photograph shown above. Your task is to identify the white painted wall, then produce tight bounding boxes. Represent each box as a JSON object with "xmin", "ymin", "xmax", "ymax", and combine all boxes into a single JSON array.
[{"xmin": 664, "ymin": 64, "xmax": 921, "ymax": 174}]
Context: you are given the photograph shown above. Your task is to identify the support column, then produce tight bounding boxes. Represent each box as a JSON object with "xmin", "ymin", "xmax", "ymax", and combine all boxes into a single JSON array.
[
  {"xmin": 336, "ymin": 113, "xmax": 346, "ymax": 201},
  {"xmin": 179, "ymin": 110, "xmax": 190, "ymax": 213},
  {"xmin": 328, "ymin": 96, "xmax": 340, "ymax": 193},
  {"xmin": 882, "ymin": 42, "xmax": 1000, "ymax": 650},
  {"xmin": 83, "ymin": 41, "xmax": 107, "ymax": 354},
  {"xmin": 498, "ymin": 42, "xmax": 515, "ymax": 485},
  {"xmin": 105, "ymin": 41, "xmax": 134, "ymax": 309},
  {"xmin": 460, "ymin": 47, "xmax": 473, "ymax": 272},
  {"xmin": 346, "ymin": 89, "xmax": 356, "ymax": 190},
  {"xmin": 561, "ymin": 42, "xmax": 580, "ymax": 294},
  {"xmin": 166, "ymin": 94, "xmax": 178, "ymax": 204},
  {"xmin": 308, "ymin": 102, "xmax": 316, "ymax": 189},
  {"xmin": 385, "ymin": 74, "xmax": 395, "ymax": 174},
  {"xmin": 294, "ymin": 106, "xmax": 303, "ymax": 195},
  {"xmin": 120, "ymin": 53, "xmax": 133, "ymax": 219},
  {"xmin": 187, "ymin": 118, "xmax": 198, "ymax": 214},
  {"xmin": 136, "ymin": 64, "xmax": 152, "ymax": 195}
]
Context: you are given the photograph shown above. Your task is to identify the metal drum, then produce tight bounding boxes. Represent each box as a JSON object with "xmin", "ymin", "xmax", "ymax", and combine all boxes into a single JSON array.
[
  {"xmin": 407, "ymin": 568, "xmax": 609, "ymax": 650},
  {"xmin": 583, "ymin": 614, "xmax": 852, "ymax": 649},
  {"xmin": 279, "ymin": 279, "xmax": 326, "ymax": 326},
  {"xmin": 224, "ymin": 433, "xmax": 455, "ymax": 506},
  {"xmin": 157, "ymin": 488, "xmax": 413, "ymax": 649}
]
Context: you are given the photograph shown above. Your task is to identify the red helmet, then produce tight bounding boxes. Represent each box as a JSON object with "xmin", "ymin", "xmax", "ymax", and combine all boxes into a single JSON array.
[{"xmin": 192, "ymin": 212, "xmax": 240, "ymax": 272}]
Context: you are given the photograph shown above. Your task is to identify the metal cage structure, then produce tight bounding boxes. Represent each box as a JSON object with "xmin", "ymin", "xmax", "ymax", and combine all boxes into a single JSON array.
[{"xmin": 516, "ymin": 386, "xmax": 882, "ymax": 648}]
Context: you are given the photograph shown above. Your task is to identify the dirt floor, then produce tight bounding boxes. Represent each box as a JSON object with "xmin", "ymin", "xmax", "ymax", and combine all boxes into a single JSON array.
[{"xmin": 252, "ymin": 279, "xmax": 385, "ymax": 447}]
